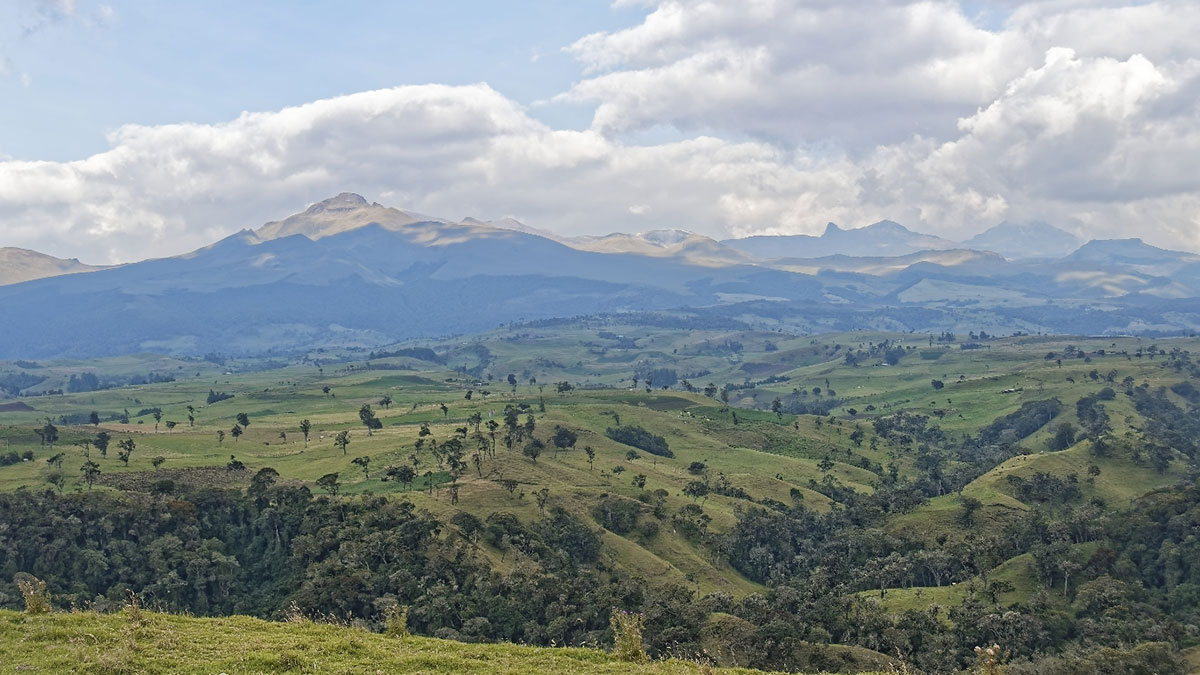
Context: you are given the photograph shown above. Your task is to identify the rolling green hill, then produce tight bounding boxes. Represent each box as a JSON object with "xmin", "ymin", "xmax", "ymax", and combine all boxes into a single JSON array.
[{"xmin": 2, "ymin": 325, "xmax": 1198, "ymax": 673}]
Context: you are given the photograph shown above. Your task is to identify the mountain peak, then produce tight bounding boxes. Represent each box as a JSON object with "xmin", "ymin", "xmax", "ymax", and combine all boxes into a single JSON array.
[
  {"xmin": 305, "ymin": 192, "xmax": 370, "ymax": 214},
  {"xmin": 823, "ymin": 222, "xmax": 842, "ymax": 236},
  {"xmin": 0, "ymin": 247, "xmax": 106, "ymax": 286}
]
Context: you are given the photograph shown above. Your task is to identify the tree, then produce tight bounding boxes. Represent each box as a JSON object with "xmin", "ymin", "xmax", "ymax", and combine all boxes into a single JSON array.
[
  {"xmin": 379, "ymin": 395, "xmax": 392, "ymax": 409},
  {"xmin": 236, "ymin": 412, "xmax": 251, "ymax": 429},
  {"xmin": 523, "ymin": 439, "xmax": 544, "ymax": 464},
  {"xmin": 40, "ymin": 420, "xmax": 58, "ymax": 449},
  {"xmin": 555, "ymin": 381, "xmax": 574, "ymax": 394},
  {"xmin": 94, "ymin": 431, "xmax": 110, "ymax": 458},
  {"xmin": 45, "ymin": 452, "xmax": 64, "ymax": 468},
  {"xmin": 187, "ymin": 405, "xmax": 196, "ymax": 427},
  {"xmin": 1049, "ymin": 423, "xmax": 1077, "ymax": 451},
  {"xmin": 322, "ymin": 386, "xmax": 332, "ymax": 397},
  {"xmin": 217, "ymin": 429, "xmax": 226, "ymax": 446},
  {"xmin": 230, "ymin": 424, "xmax": 243, "ymax": 442},
  {"xmin": 165, "ymin": 420, "xmax": 177, "ymax": 431},
  {"xmin": 585, "ymin": 446, "xmax": 595, "ymax": 470},
  {"xmin": 440, "ymin": 403, "xmax": 449, "ymax": 418},
  {"xmin": 335, "ymin": 430, "xmax": 351, "ymax": 456},
  {"xmin": 226, "ymin": 455, "xmax": 245, "ymax": 471},
  {"xmin": 535, "ymin": 488, "xmax": 550, "ymax": 516},
  {"xmin": 299, "ymin": 419, "xmax": 312, "ymax": 448},
  {"xmin": 250, "ymin": 467, "xmax": 279, "ymax": 494},
  {"xmin": 117, "ymin": 438, "xmax": 136, "ymax": 466},
  {"xmin": 683, "ymin": 480, "xmax": 709, "ymax": 503},
  {"xmin": 931, "ymin": 379, "xmax": 945, "ymax": 390},
  {"xmin": 359, "ymin": 404, "xmax": 380, "ymax": 436},
  {"xmin": 625, "ymin": 450, "xmax": 640, "ymax": 462},
  {"xmin": 551, "ymin": 426, "xmax": 577, "ymax": 458},
  {"xmin": 80, "ymin": 460, "xmax": 100, "ymax": 490},
  {"xmin": 849, "ymin": 427, "xmax": 865, "ymax": 447},
  {"xmin": 958, "ymin": 495, "xmax": 983, "ymax": 527},
  {"xmin": 390, "ymin": 464, "xmax": 416, "ymax": 491},
  {"xmin": 771, "ymin": 398, "xmax": 783, "ymax": 419},
  {"xmin": 352, "ymin": 456, "xmax": 371, "ymax": 479},
  {"xmin": 151, "ymin": 456, "xmax": 166, "ymax": 469},
  {"xmin": 507, "ymin": 373, "xmax": 518, "ymax": 392},
  {"xmin": 501, "ymin": 478, "xmax": 519, "ymax": 496},
  {"xmin": 632, "ymin": 474, "xmax": 647, "ymax": 490},
  {"xmin": 153, "ymin": 410, "xmax": 163, "ymax": 432},
  {"xmin": 45, "ymin": 469, "xmax": 65, "ymax": 493},
  {"xmin": 89, "ymin": 411, "xmax": 100, "ymax": 426},
  {"xmin": 316, "ymin": 472, "xmax": 340, "ymax": 496}
]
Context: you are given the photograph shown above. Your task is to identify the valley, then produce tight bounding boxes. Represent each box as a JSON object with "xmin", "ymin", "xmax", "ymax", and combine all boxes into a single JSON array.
[{"xmin": 2, "ymin": 324, "xmax": 1197, "ymax": 672}]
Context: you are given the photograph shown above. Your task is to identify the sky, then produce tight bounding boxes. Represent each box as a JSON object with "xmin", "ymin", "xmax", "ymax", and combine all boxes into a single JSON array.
[{"xmin": 1, "ymin": 0, "xmax": 1198, "ymax": 263}]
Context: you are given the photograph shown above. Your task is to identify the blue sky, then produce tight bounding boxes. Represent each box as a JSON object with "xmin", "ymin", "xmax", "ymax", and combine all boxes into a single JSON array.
[
  {"xmin": 0, "ymin": 0, "xmax": 646, "ymax": 161},
  {"xmin": 1, "ymin": 0, "xmax": 1197, "ymax": 262}
]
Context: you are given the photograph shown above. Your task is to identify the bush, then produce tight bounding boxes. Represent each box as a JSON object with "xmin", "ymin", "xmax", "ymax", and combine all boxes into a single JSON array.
[
  {"xmin": 17, "ymin": 575, "xmax": 51, "ymax": 614},
  {"xmin": 610, "ymin": 609, "xmax": 648, "ymax": 663},
  {"xmin": 605, "ymin": 425, "xmax": 673, "ymax": 458}
]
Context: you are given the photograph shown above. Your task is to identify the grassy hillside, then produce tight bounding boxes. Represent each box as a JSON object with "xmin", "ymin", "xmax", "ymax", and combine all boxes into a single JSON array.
[
  {"xmin": 0, "ymin": 328, "xmax": 1194, "ymax": 599},
  {"xmin": 0, "ymin": 609, "xmax": 809, "ymax": 674},
  {"xmin": 3, "ymin": 326, "xmax": 1199, "ymax": 672}
]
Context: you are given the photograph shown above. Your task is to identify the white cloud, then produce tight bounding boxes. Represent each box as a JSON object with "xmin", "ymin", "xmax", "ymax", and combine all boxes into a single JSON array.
[{"xmin": 1, "ymin": 0, "xmax": 1199, "ymax": 262}]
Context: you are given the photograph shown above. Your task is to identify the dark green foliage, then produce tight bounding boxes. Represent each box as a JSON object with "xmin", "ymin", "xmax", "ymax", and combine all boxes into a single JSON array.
[
  {"xmin": 604, "ymin": 425, "xmax": 673, "ymax": 458},
  {"xmin": 206, "ymin": 390, "xmax": 234, "ymax": 404},
  {"xmin": 592, "ymin": 496, "xmax": 642, "ymax": 534},
  {"xmin": 975, "ymin": 399, "xmax": 1062, "ymax": 445}
]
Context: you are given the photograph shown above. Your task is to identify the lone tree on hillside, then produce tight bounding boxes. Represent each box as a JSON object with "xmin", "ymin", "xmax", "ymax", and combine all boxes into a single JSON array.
[
  {"xmin": 335, "ymin": 430, "xmax": 351, "ymax": 456},
  {"xmin": 359, "ymin": 404, "xmax": 380, "ymax": 436},
  {"xmin": 388, "ymin": 464, "xmax": 416, "ymax": 491},
  {"xmin": 89, "ymin": 411, "xmax": 101, "ymax": 426},
  {"xmin": 523, "ymin": 439, "xmax": 544, "ymax": 464},
  {"xmin": 230, "ymin": 424, "xmax": 243, "ymax": 442},
  {"xmin": 585, "ymin": 446, "xmax": 595, "ymax": 470},
  {"xmin": 352, "ymin": 456, "xmax": 371, "ymax": 479},
  {"xmin": 153, "ymin": 410, "xmax": 162, "ymax": 432},
  {"xmin": 117, "ymin": 438, "xmax": 136, "ymax": 466},
  {"xmin": 80, "ymin": 460, "xmax": 100, "ymax": 490},
  {"xmin": 551, "ymin": 426, "xmax": 577, "ymax": 458},
  {"xmin": 379, "ymin": 395, "xmax": 392, "ymax": 410},
  {"xmin": 217, "ymin": 430, "xmax": 225, "ymax": 446},
  {"xmin": 236, "ymin": 412, "xmax": 251, "ymax": 428},
  {"xmin": 299, "ymin": 419, "xmax": 312, "ymax": 447},
  {"xmin": 94, "ymin": 431, "xmax": 110, "ymax": 458},
  {"xmin": 316, "ymin": 472, "xmax": 340, "ymax": 496}
]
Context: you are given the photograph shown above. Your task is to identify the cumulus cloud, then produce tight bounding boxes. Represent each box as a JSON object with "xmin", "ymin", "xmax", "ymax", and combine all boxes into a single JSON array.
[
  {"xmin": 0, "ymin": 84, "xmax": 870, "ymax": 263},
  {"xmin": 1, "ymin": 0, "xmax": 1198, "ymax": 261}
]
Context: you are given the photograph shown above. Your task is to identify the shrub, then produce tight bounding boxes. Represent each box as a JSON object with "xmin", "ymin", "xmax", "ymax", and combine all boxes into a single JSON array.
[
  {"xmin": 605, "ymin": 425, "xmax": 673, "ymax": 458},
  {"xmin": 610, "ymin": 608, "xmax": 648, "ymax": 663},
  {"xmin": 17, "ymin": 575, "xmax": 51, "ymax": 614},
  {"xmin": 385, "ymin": 604, "xmax": 409, "ymax": 639}
]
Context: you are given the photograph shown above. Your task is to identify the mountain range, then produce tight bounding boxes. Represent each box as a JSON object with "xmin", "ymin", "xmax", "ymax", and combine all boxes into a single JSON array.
[{"xmin": 1, "ymin": 193, "xmax": 1197, "ymax": 358}]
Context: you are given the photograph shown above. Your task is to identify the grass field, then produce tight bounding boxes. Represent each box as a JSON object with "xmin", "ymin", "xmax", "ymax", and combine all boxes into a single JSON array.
[
  {"xmin": 2, "ymin": 326, "xmax": 1196, "ymax": 607},
  {"xmin": 1, "ymin": 608, "xmax": 822, "ymax": 674}
]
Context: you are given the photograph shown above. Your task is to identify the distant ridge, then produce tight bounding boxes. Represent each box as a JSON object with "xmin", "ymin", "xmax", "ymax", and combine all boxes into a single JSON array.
[
  {"xmin": 0, "ymin": 247, "xmax": 106, "ymax": 286},
  {"xmin": 722, "ymin": 220, "xmax": 959, "ymax": 259},
  {"xmin": 964, "ymin": 221, "xmax": 1082, "ymax": 260}
]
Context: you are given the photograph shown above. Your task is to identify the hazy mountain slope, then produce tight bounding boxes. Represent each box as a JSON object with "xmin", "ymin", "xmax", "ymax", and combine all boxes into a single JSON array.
[
  {"xmin": 723, "ymin": 221, "xmax": 959, "ymax": 259},
  {"xmin": 566, "ymin": 229, "xmax": 756, "ymax": 267},
  {"xmin": 0, "ymin": 248, "xmax": 105, "ymax": 285},
  {"xmin": 963, "ymin": 221, "xmax": 1082, "ymax": 260},
  {"xmin": 4, "ymin": 194, "xmax": 1200, "ymax": 358}
]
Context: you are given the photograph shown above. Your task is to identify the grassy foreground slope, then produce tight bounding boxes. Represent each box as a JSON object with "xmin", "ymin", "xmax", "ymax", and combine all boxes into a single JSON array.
[{"xmin": 0, "ymin": 609, "xmax": 839, "ymax": 675}]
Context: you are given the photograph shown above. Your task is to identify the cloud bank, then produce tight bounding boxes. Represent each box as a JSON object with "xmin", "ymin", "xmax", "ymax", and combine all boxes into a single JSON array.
[{"xmin": 1, "ymin": 0, "xmax": 1198, "ymax": 263}]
